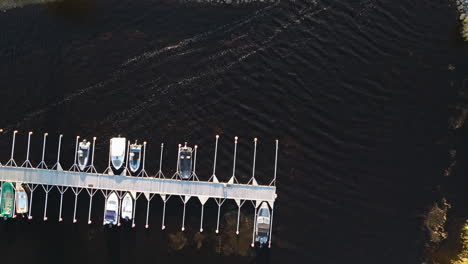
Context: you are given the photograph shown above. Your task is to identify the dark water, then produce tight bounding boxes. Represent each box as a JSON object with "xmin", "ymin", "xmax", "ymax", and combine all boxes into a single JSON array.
[{"xmin": 0, "ymin": 0, "xmax": 468, "ymax": 263}]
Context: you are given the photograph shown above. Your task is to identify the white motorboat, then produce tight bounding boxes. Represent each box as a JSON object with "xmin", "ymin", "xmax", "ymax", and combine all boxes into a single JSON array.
[
  {"xmin": 255, "ymin": 202, "xmax": 271, "ymax": 247},
  {"xmin": 78, "ymin": 139, "xmax": 91, "ymax": 171},
  {"xmin": 178, "ymin": 142, "xmax": 193, "ymax": 180},
  {"xmin": 128, "ymin": 141, "xmax": 142, "ymax": 173},
  {"xmin": 104, "ymin": 192, "xmax": 119, "ymax": 226},
  {"xmin": 121, "ymin": 193, "xmax": 133, "ymax": 220},
  {"xmin": 15, "ymin": 184, "xmax": 28, "ymax": 214},
  {"xmin": 110, "ymin": 137, "xmax": 126, "ymax": 170}
]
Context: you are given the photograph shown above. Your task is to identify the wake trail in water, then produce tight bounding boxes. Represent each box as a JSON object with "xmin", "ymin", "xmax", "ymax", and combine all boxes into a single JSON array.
[
  {"xmin": 122, "ymin": 1, "xmax": 281, "ymax": 67},
  {"xmin": 96, "ymin": 5, "xmax": 331, "ymax": 126},
  {"xmin": 2, "ymin": 2, "xmax": 281, "ymax": 130}
]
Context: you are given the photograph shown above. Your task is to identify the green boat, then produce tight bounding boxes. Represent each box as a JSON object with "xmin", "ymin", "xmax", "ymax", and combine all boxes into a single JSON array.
[{"xmin": 0, "ymin": 182, "xmax": 15, "ymax": 219}]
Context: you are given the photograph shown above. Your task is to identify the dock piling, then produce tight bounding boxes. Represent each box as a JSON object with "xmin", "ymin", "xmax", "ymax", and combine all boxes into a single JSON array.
[
  {"xmin": 37, "ymin": 133, "xmax": 48, "ymax": 169},
  {"xmin": 72, "ymin": 187, "xmax": 83, "ymax": 223},
  {"xmin": 86, "ymin": 188, "xmax": 98, "ymax": 224},
  {"xmin": 42, "ymin": 185, "xmax": 53, "ymax": 221},
  {"xmin": 86, "ymin": 137, "xmax": 98, "ymax": 173},
  {"xmin": 6, "ymin": 130, "xmax": 18, "ymax": 167},
  {"xmin": 20, "ymin": 131, "xmax": 33, "ymax": 168},
  {"xmin": 208, "ymin": 135, "xmax": 219, "ymax": 183},
  {"xmin": 69, "ymin": 136, "xmax": 80, "ymax": 172},
  {"xmin": 155, "ymin": 143, "xmax": 165, "ymax": 178},
  {"xmin": 26, "ymin": 183, "xmax": 37, "ymax": 220},
  {"xmin": 137, "ymin": 141, "xmax": 148, "ymax": 177},
  {"xmin": 51, "ymin": 134, "xmax": 63, "ymax": 171}
]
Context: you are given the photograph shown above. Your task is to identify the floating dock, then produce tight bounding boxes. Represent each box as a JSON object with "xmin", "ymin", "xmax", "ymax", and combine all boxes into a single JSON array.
[{"xmin": 0, "ymin": 130, "xmax": 278, "ymax": 248}]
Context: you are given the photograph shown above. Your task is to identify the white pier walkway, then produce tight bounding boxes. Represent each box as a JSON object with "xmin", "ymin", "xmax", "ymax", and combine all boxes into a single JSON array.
[{"xmin": 0, "ymin": 167, "xmax": 276, "ymax": 202}]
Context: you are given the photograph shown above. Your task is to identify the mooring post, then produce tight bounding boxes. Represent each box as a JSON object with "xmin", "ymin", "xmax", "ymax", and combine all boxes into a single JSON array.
[
  {"xmin": 124, "ymin": 140, "xmax": 130, "ymax": 176},
  {"xmin": 215, "ymin": 198, "xmax": 225, "ymax": 234},
  {"xmin": 86, "ymin": 137, "xmax": 97, "ymax": 173},
  {"xmin": 72, "ymin": 187, "xmax": 82, "ymax": 223},
  {"xmin": 160, "ymin": 195, "xmax": 170, "ymax": 230},
  {"xmin": 69, "ymin": 136, "xmax": 80, "ymax": 171},
  {"xmin": 137, "ymin": 141, "xmax": 148, "ymax": 177},
  {"xmin": 191, "ymin": 145, "xmax": 199, "ymax": 181},
  {"xmin": 37, "ymin": 133, "xmax": 48, "ymax": 169},
  {"xmin": 172, "ymin": 144, "xmax": 181, "ymax": 179},
  {"xmin": 42, "ymin": 185, "xmax": 53, "ymax": 221},
  {"xmin": 103, "ymin": 140, "xmax": 113, "ymax": 175},
  {"xmin": 57, "ymin": 186, "xmax": 68, "ymax": 222},
  {"xmin": 21, "ymin": 131, "xmax": 33, "ymax": 168},
  {"xmin": 86, "ymin": 189, "xmax": 97, "ymax": 224},
  {"xmin": 6, "ymin": 130, "xmax": 18, "ymax": 167},
  {"xmin": 251, "ymin": 202, "xmax": 259, "ymax": 247},
  {"xmin": 181, "ymin": 196, "xmax": 190, "ymax": 231},
  {"xmin": 200, "ymin": 204, "xmax": 205, "ymax": 232},
  {"xmin": 12, "ymin": 184, "xmax": 17, "ymax": 218},
  {"xmin": 236, "ymin": 200, "xmax": 245, "ymax": 235},
  {"xmin": 208, "ymin": 135, "xmax": 219, "ymax": 182},
  {"xmin": 0, "ymin": 129, "xmax": 3, "ymax": 165},
  {"xmin": 145, "ymin": 194, "xmax": 154, "ymax": 229},
  {"xmin": 131, "ymin": 193, "xmax": 141, "ymax": 228},
  {"xmin": 27, "ymin": 183, "xmax": 37, "ymax": 220},
  {"xmin": 229, "ymin": 136, "xmax": 238, "ymax": 184},
  {"xmin": 248, "ymin": 138, "xmax": 258, "ymax": 185},
  {"xmin": 155, "ymin": 143, "xmax": 164, "ymax": 178},
  {"xmin": 268, "ymin": 204, "xmax": 275, "ymax": 248},
  {"xmin": 52, "ymin": 134, "xmax": 63, "ymax": 170},
  {"xmin": 270, "ymin": 139, "xmax": 279, "ymax": 186}
]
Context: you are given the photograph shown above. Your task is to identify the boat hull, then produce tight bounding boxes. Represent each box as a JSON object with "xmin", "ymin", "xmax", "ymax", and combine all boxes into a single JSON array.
[
  {"xmin": 110, "ymin": 138, "xmax": 126, "ymax": 170},
  {"xmin": 129, "ymin": 144, "xmax": 142, "ymax": 173},
  {"xmin": 104, "ymin": 192, "xmax": 119, "ymax": 225},
  {"xmin": 255, "ymin": 202, "xmax": 271, "ymax": 246},
  {"xmin": 179, "ymin": 147, "xmax": 193, "ymax": 180},
  {"xmin": 15, "ymin": 185, "xmax": 28, "ymax": 214},
  {"xmin": 121, "ymin": 193, "xmax": 133, "ymax": 220},
  {"xmin": 0, "ymin": 182, "xmax": 15, "ymax": 219},
  {"xmin": 78, "ymin": 141, "xmax": 91, "ymax": 171}
]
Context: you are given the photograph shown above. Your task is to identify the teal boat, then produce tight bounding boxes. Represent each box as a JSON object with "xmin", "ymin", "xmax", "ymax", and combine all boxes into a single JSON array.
[{"xmin": 0, "ymin": 182, "xmax": 15, "ymax": 219}]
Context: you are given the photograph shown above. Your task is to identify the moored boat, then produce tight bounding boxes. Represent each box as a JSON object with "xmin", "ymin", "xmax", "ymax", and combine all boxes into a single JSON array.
[
  {"xmin": 104, "ymin": 192, "xmax": 119, "ymax": 226},
  {"xmin": 129, "ymin": 141, "xmax": 142, "ymax": 173},
  {"xmin": 255, "ymin": 202, "xmax": 271, "ymax": 247},
  {"xmin": 78, "ymin": 139, "xmax": 91, "ymax": 171},
  {"xmin": 121, "ymin": 193, "xmax": 133, "ymax": 220},
  {"xmin": 110, "ymin": 137, "xmax": 126, "ymax": 170},
  {"xmin": 15, "ymin": 184, "xmax": 28, "ymax": 214},
  {"xmin": 178, "ymin": 142, "xmax": 193, "ymax": 180},
  {"xmin": 0, "ymin": 182, "xmax": 15, "ymax": 219}
]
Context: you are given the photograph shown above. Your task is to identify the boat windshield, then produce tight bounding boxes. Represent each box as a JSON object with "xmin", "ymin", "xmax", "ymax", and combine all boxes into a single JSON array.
[
  {"xmin": 105, "ymin": 210, "xmax": 116, "ymax": 220},
  {"xmin": 259, "ymin": 208, "xmax": 269, "ymax": 217}
]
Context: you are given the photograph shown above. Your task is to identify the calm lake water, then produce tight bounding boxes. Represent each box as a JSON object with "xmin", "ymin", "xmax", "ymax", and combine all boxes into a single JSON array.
[{"xmin": 0, "ymin": 0, "xmax": 468, "ymax": 263}]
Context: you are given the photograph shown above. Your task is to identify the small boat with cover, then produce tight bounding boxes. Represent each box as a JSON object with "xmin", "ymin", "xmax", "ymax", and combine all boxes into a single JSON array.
[
  {"xmin": 178, "ymin": 142, "xmax": 193, "ymax": 180},
  {"xmin": 129, "ymin": 141, "xmax": 142, "ymax": 173},
  {"xmin": 121, "ymin": 193, "xmax": 133, "ymax": 220},
  {"xmin": 110, "ymin": 137, "xmax": 126, "ymax": 170},
  {"xmin": 104, "ymin": 192, "xmax": 119, "ymax": 226},
  {"xmin": 255, "ymin": 202, "xmax": 271, "ymax": 247},
  {"xmin": 0, "ymin": 182, "xmax": 15, "ymax": 219},
  {"xmin": 15, "ymin": 184, "xmax": 28, "ymax": 214},
  {"xmin": 78, "ymin": 139, "xmax": 91, "ymax": 171}
]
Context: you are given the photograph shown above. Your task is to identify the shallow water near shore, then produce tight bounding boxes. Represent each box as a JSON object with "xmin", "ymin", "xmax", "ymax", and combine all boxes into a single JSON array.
[{"xmin": 0, "ymin": 0, "xmax": 468, "ymax": 263}]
